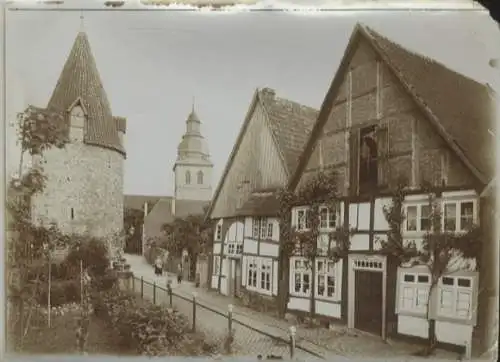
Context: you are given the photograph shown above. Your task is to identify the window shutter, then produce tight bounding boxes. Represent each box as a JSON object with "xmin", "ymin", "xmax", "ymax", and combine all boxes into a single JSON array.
[
  {"xmin": 376, "ymin": 125, "xmax": 389, "ymax": 188},
  {"xmin": 349, "ymin": 129, "xmax": 360, "ymax": 196}
]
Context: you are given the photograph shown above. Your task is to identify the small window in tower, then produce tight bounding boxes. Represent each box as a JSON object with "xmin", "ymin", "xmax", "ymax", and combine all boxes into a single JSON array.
[
  {"xmin": 71, "ymin": 208, "xmax": 74, "ymax": 220},
  {"xmin": 185, "ymin": 171, "xmax": 191, "ymax": 184},
  {"xmin": 70, "ymin": 104, "xmax": 85, "ymax": 141},
  {"xmin": 197, "ymin": 171, "xmax": 204, "ymax": 185}
]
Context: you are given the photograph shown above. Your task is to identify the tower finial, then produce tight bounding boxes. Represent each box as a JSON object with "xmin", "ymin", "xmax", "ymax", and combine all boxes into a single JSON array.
[
  {"xmin": 79, "ymin": 10, "xmax": 85, "ymax": 32},
  {"xmin": 192, "ymin": 96, "xmax": 195, "ymax": 112}
]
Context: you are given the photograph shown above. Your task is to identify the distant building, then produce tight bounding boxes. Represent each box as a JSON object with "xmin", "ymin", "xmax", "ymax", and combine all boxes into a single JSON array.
[
  {"xmin": 29, "ymin": 31, "xmax": 127, "ymax": 241},
  {"xmin": 124, "ymin": 106, "xmax": 213, "ymax": 254}
]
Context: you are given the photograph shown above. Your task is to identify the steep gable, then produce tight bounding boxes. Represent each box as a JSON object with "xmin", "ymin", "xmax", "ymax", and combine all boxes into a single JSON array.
[
  {"xmin": 290, "ymin": 24, "xmax": 494, "ymax": 192},
  {"xmin": 207, "ymin": 89, "xmax": 318, "ymax": 220}
]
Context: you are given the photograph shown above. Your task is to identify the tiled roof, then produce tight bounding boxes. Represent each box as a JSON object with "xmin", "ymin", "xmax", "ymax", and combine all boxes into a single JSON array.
[
  {"xmin": 364, "ymin": 26, "xmax": 494, "ymax": 182},
  {"xmin": 124, "ymin": 194, "xmax": 163, "ymax": 213},
  {"xmin": 259, "ymin": 89, "xmax": 319, "ymax": 176},
  {"xmin": 234, "ymin": 191, "xmax": 280, "ymax": 217},
  {"xmin": 175, "ymin": 199, "xmax": 210, "ymax": 218},
  {"xmin": 46, "ymin": 31, "xmax": 125, "ymax": 155},
  {"xmin": 143, "ymin": 198, "xmax": 174, "ymax": 240}
]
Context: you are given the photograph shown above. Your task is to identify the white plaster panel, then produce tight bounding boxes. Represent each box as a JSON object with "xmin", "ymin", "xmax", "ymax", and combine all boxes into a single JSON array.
[
  {"xmin": 349, "ymin": 203, "xmax": 359, "ymax": 229},
  {"xmin": 243, "ymin": 239, "xmax": 258, "ymax": 254},
  {"xmin": 213, "ymin": 243, "xmax": 221, "ymax": 255},
  {"xmin": 316, "ymin": 301, "xmax": 341, "ymax": 318},
  {"xmin": 436, "ymin": 321, "xmax": 473, "ymax": 346},
  {"xmin": 273, "ymin": 260, "xmax": 279, "ymax": 295},
  {"xmin": 260, "ymin": 242, "xmax": 279, "ymax": 257},
  {"xmin": 398, "ymin": 315, "xmax": 428, "ymax": 338},
  {"xmin": 287, "ymin": 297, "xmax": 310, "ymax": 312},
  {"xmin": 211, "ymin": 276, "xmax": 218, "ymax": 289},
  {"xmin": 350, "ymin": 233, "xmax": 370, "ymax": 251},
  {"xmin": 358, "ymin": 202, "xmax": 371, "ymax": 229}
]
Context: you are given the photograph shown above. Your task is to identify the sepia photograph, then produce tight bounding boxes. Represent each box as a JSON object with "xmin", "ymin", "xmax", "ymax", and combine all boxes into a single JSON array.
[{"xmin": 3, "ymin": 1, "xmax": 499, "ymax": 360}]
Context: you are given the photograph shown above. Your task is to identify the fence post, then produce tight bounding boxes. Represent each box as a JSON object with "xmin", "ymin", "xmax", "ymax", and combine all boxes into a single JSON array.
[
  {"xmin": 167, "ymin": 282, "xmax": 173, "ymax": 307},
  {"xmin": 227, "ymin": 304, "xmax": 233, "ymax": 354},
  {"xmin": 153, "ymin": 282, "xmax": 156, "ymax": 305},
  {"xmin": 192, "ymin": 292, "xmax": 197, "ymax": 332},
  {"xmin": 140, "ymin": 277, "xmax": 144, "ymax": 298},
  {"xmin": 289, "ymin": 326, "xmax": 296, "ymax": 360}
]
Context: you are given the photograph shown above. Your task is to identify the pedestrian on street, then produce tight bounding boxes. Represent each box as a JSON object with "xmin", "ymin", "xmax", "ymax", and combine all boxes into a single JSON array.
[
  {"xmin": 177, "ymin": 263, "xmax": 182, "ymax": 284},
  {"xmin": 154, "ymin": 256, "xmax": 163, "ymax": 276}
]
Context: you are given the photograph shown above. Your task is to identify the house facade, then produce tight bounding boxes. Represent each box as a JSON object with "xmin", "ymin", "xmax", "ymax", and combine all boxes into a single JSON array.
[
  {"xmin": 285, "ymin": 24, "xmax": 494, "ymax": 350},
  {"xmin": 207, "ymin": 88, "xmax": 318, "ymax": 301}
]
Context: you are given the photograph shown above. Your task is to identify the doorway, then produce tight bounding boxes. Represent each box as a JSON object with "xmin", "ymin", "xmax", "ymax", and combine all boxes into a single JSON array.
[{"xmin": 354, "ymin": 270, "xmax": 383, "ymax": 335}]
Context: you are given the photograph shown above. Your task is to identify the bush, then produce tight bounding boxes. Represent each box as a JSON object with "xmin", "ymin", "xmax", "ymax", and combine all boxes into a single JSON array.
[
  {"xmin": 36, "ymin": 279, "xmax": 81, "ymax": 307},
  {"xmin": 92, "ymin": 289, "xmax": 218, "ymax": 356},
  {"xmin": 92, "ymin": 270, "xmax": 118, "ymax": 292},
  {"xmin": 66, "ymin": 237, "xmax": 110, "ymax": 277}
]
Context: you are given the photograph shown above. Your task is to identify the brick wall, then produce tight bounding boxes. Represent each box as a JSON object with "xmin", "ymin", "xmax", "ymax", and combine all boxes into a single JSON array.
[
  {"xmin": 31, "ymin": 142, "xmax": 124, "ymax": 239},
  {"xmin": 298, "ymin": 37, "xmax": 475, "ymax": 193}
]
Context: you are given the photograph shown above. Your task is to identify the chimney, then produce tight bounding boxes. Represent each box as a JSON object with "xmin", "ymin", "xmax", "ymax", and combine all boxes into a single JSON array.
[{"xmin": 260, "ymin": 87, "xmax": 276, "ymax": 99}]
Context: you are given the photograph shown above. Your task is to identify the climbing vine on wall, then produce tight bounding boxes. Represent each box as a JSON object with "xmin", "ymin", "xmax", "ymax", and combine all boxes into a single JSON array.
[
  {"xmin": 381, "ymin": 179, "xmax": 483, "ymax": 355},
  {"xmin": 277, "ymin": 169, "xmax": 351, "ymax": 264}
]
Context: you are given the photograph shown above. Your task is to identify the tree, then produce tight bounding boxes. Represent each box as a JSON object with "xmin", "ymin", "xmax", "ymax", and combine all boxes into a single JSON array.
[
  {"xmin": 381, "ymin": 181, "xmax": 482, "ymax": 356},
  {"xmin": 277, "ymin": 170, "xmax": 350, "ymax": 319},
  {"xmin": 6, "ymin": 106, "xmax": 68, "ymax": 349},
  {"xmin": 161, "ymin": 205, "xmax": 214, "ymax": 279}
]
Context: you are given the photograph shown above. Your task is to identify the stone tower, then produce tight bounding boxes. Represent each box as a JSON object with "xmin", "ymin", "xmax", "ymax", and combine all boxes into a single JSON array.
[
  {"xmin": 30, "ymin": 31, "xmax": 126, "ymax": 239},
  {"xmin": 173, "ymin": 106, "xmax": 213, "ymax": 201}
]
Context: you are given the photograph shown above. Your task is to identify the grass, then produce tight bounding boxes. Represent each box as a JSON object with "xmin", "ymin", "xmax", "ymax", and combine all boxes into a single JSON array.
[{"xmin": 12, "ymin": 310, "xmax": 137, "ymax": 356}]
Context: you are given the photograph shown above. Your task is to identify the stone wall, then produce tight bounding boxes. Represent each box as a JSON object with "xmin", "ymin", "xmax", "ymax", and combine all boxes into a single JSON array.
[{"xmin": 31, "ymin": 142, "xmax": 124, "ymax": 240}]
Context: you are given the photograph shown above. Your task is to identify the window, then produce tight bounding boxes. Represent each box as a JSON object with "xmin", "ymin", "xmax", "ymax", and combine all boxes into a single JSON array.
[
  {"xmin": 420, "ymin": 205, "xmax": 430, "ymax": 231},
  {"xmin": 185, "ymin": 171, "xmax": 191, "ymax": 184},
  {"xmin": 213, "ymin": 256, "xmax": 220, "ymax": 275},
  {"xmin": 70, "ymin": 104, "xmax": 85, "ymax": 141},
  {"xmin": 291, "ymin": 258, "xmax": 311, "ymax": 296},
  {"xmin": 319, "ymin": 207, "xmax": 337, "ymax": 230},
  {"xmin": 316, "ymin": 259, "xmax": 337, "ymax": 299},
  {"xmin": 247, "ymin": 259, "xmax": 258, "ymax": 288},
  {"xmin": 70, "ymin": 208, "xmax": 74, "ymax": 220},
  {"xmin": 252, "ymin": 217, "xmax": 273, "ymax": 239},
  {"xmin": 197, "ymin": 171, "xmax": 204, "ymax": 185},
  {"xmin": 438, "ymin": 276, "xmax": 473, "ymax": 319},
  {"xmin": 215, "ymin": 225, "xmax": 222, "ymax": 240},
  {"xmin": 398, "ymin": 272, "xmax": 430, "ymax": 314},
  {"xmin": 444, "ymin": 203, "xmax": 457, "ymax": 231},
  {"xmin": 226, "ymin": 240, "xmax": 243, "ymax": 255},
  {"xmin": 406, "ymin": 206, "xmax": 417, "ymax": 231},
  {"xmin": 442, "ymin": 200, "xmax": 476, "ymax": 232},
  {"xmin": 296, "ymin": 209, "xmax": 310, "ymax": 231},
  {"xmin": 460, "ymin": 202, "xmax": 474, "ymax": 231},
  {"xmin": 260, "ymin": 260, "xmax": 271, "ymax": 291}
]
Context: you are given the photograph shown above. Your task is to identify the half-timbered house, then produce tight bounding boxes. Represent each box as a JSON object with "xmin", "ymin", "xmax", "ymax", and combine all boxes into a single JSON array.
[
  {"xmin": 206, "ymin": 88, "xmax": 318, "ymax": 299},
  {"xmin": 285, "ymin": 23, "xmax": 495, "ymax": 350}
]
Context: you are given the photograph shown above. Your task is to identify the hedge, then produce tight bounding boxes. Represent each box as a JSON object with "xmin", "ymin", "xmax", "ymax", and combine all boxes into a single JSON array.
[{"xmin": 92, "ymin": 288, "xmax": 219, "ymax": 356}]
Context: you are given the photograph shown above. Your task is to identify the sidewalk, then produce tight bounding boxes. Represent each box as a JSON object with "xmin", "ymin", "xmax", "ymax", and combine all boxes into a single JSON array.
[{"xmin": 124, "ymin": 254, "xmax": 459, "ymax": 360}]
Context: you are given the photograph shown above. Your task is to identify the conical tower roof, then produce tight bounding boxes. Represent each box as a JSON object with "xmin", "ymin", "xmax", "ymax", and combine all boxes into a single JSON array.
[{"xmin": 47, "ymin": 31, "xmax": 124, "ymax": 155}]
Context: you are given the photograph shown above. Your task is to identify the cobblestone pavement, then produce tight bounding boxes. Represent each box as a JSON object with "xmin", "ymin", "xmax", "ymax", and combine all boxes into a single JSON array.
[{"xmin": 125, "ymin": 254, "xmax": 461, "ymax": 361}]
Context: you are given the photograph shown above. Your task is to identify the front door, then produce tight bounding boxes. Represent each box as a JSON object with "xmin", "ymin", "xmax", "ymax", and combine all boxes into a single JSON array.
[
  {"xmin": 234, "ymin": 259, "xmax": 242, "ymax": 295},
  {"xmin": 354, "ymin": 270, "xmax": 383, "ymax": 335}
]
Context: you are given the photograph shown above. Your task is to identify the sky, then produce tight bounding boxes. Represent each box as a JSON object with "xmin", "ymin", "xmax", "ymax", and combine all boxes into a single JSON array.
[{"xmin": 5, "ymin": 5, "xmax": 500, "ymax": 197}]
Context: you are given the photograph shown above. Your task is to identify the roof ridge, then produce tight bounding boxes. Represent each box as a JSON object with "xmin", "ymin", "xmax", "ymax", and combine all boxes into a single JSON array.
[{"xmin": 363, "ymin": 25, "xmax": 490, "ymax": 91}]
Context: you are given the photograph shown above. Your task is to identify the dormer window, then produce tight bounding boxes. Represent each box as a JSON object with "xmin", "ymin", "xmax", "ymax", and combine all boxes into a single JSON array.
[{"xmin": 69, "ymin": 101, "xmax": 86, "ymax": 141}]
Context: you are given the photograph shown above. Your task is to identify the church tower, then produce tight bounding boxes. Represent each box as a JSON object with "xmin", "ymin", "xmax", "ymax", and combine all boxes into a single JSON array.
[{"xmin": 173, "ymin": 106, "xmax": 213, "ymax": 201}]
